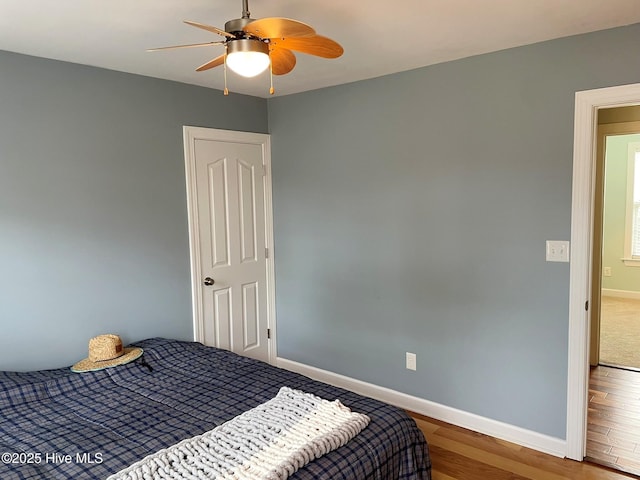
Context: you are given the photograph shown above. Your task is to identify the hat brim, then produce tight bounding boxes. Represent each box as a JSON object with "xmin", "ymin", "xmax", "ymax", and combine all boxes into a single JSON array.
[{"xmin": 71, "ymin": 347, "xmax": 143, "ymax": 373}]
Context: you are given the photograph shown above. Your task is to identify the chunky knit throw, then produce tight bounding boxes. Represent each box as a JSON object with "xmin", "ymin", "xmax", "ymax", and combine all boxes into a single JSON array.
[{"xmin": 108, "ymin": 387, "xmax": 370, "ymax": 480}]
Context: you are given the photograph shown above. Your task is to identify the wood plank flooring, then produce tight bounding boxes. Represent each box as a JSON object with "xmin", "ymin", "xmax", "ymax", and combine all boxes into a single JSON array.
[
  {"xmin": 409, "ymin": 412, "xmax": 636, "ymax": 480},
  {"xmin": 587, "ymin": 365, "xmax": 640, "ymax": 477}
]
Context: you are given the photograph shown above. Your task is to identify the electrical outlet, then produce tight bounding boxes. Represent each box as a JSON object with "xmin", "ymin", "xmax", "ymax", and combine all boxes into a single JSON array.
[
  {"xmin": 603, "ymin": 267, "xmax": 612, "ymax": 277},
  {"xmin": 406, "ymin": 352, "xmax": 416, "ymax": 371}
]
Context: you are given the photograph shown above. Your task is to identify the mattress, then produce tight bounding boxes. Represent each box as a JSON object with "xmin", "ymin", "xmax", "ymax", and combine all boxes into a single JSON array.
[{"xmin": 0, "ymin": 338, "xmax": 431, "ymax": 479}]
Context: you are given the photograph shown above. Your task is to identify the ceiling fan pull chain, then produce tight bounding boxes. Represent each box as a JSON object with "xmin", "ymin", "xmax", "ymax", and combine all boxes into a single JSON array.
[
  {"xmin": 223, "ymin": 46, "xmax": 229, "ymax": 96},
  {"xmin": 269, "ymin": 62, "xmax": 275, "ymax": 95}
]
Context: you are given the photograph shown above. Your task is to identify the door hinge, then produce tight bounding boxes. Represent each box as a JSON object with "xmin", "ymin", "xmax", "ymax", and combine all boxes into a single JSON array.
[
  {"xmin": 267, "ymin": 328, "xmax": 271, "ymax": 339},
  {"xmin": 265, "ymin": 247, "xmax": 269, "ymax": 259},
  {"xmin": 585, "ymin": 300, "xmax": 589, "ymax": 311}
]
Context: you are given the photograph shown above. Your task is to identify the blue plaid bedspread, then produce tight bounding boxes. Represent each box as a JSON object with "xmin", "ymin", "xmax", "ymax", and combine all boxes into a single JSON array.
[{"xmin": 0, "ymin": 338, "xmax": 431, "ymax": 480}]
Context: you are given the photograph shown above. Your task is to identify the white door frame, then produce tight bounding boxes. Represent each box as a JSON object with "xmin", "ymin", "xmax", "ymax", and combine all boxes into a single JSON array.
[
  {"xmin": 567, "ymin": 82, "xmax": 640, "ymax": 460},
  {"xmin": 183, "ymin": 126, "xmax": 278, "ymax": 364}
]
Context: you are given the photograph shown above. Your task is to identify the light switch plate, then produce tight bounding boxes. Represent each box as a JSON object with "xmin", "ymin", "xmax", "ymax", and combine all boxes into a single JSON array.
[{"xmin": 546, "ymin": 240, "xmax": 570, "ymax": 262}]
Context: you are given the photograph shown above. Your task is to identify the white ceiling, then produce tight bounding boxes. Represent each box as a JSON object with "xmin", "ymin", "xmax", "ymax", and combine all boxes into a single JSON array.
[{"xmin": 1, "ymin": 0, "xmax": 639, "ymax": 98}]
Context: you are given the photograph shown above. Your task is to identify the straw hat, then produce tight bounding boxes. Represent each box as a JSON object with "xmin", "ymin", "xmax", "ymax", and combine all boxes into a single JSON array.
[{"xmin": 71, "ymin": 334, "xmax": 143, "ymax": 373}]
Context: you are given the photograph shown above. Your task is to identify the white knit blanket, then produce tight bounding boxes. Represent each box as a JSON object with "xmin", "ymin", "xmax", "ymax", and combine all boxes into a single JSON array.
[{"xmin": 108, "ymin": 387, "xmax": 370, "ymax": 480}]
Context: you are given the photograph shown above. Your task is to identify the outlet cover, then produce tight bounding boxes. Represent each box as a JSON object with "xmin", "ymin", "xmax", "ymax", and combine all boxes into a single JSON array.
[
  {"xmin": 546, "ymin": 240, "xmax": 570, "ymax": 262},
  {"xmin": 406, "ymin": 352, "xmax": 416, "ymax": 371}
]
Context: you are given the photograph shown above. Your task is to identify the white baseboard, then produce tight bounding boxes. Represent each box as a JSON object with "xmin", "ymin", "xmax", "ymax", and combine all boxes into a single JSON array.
[
  {"xmin": 276, "ymin": 357, "xmax": 567, "ymax": 458},
  {"xmin": 602, "ymin": 288, "xmax": 640, "ymax": 300}
]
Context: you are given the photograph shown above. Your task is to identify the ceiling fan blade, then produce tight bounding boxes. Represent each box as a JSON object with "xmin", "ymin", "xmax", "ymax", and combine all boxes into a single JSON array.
[
  {"xmin": 269, "ymin": 47, "xmax": 296, "ymax": 75},
  {"xmin": 147, "ymin": 41, "xmax": 225, "ymax": 52},
  {"xmin": 269, "ymin": 35, "xmax": 343, "ymax": 59},
  {"xmin": 184, "ymin": 20, "xmax": 235, "ymax": 38},
  {"xmin": 196, "ymin": 54, "xmax": 226, "ymax": 72},
  {"xmin": 244, "ymin": 17, "xmax": 315, "ymax": 39}
]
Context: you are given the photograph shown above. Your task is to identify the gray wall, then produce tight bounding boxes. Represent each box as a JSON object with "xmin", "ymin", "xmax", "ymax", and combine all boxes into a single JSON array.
[
  {"xmin": 268, "ymin": 23, "xmax": 640, "ymax": 440},
  {"xmin": 0, "ymin": 50, "xmax": 268, "ymax": 371}
]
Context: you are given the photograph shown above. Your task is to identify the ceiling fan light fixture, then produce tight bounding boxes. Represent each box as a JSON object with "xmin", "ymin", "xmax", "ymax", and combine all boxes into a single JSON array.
[{"xmin": 226, "ymin": 38, "xmax": 270, "ymax": 78}]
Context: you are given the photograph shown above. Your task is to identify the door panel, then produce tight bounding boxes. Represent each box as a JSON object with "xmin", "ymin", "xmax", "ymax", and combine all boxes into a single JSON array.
[
  {"xmin": 208, "ymin": 159, "xmax": 230, "ymax": 267},
  {"xmin": 238, "ymin": 159, "xmax": 257, "ymax": 263},
  {"xmin": 241, "ymin": 281, "xmax": 259, "ymax": 349},
  {"xmin": 212, "ymin": 288, "xmax": 231, "ymax": 349}
]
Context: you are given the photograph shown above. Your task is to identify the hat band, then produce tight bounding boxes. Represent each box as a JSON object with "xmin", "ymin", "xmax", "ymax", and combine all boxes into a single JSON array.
[{"xmin": 95, "ymin": 350, "xmax": 125, "ymax": 362}]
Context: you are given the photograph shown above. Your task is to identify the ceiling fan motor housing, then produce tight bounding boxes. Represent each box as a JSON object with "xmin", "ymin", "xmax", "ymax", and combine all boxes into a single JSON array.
[
  {"xmin": 225, "ymin": 18, "xmax": 256, "ymax": 36},
  {"xmin": 226, "ymin": 38, "xmax": 269, "ymax": 56}
]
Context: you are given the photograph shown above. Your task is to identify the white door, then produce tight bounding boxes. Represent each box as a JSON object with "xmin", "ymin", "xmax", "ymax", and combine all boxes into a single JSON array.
[{"xmin": 184, "ymin": 127, "xmax": 274, "ymax": 363}]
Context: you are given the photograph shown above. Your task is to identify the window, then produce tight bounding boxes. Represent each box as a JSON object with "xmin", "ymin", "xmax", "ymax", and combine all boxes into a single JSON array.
[{"xmin": 624, "ymin": 142, "xmax": 640, "ymax": 266}]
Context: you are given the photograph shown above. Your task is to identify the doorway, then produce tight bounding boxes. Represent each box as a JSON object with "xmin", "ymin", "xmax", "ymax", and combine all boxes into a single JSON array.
[
  {"xmin": 585, "ymin": 109, "xmax": 640, "ymax": 476},
  {"xmin": 566, "ymin": 83, "xmax": 640, "ymax": 462},
  {"xmin": 591, "ymin": 113, "xmax": 640, "ymax": 371}
]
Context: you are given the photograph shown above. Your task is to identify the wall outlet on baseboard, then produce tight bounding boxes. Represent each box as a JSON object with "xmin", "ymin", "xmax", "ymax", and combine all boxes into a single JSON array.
[
  {"xmin": 603, "ymin": 267, "xmax": 612, "ymax": 277},
  {"xmin": 406, "ymin": 352, "xmax": 417, "ymax": 371}
]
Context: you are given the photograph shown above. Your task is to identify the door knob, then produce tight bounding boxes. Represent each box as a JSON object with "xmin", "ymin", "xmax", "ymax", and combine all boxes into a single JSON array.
[{"xmin": 203, "ymin": 277, "xmax": 215, "ymax": 286}]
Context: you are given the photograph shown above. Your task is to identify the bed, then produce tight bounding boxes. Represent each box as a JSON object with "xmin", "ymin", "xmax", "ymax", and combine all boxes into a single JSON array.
[{"xmin": 0, "ymin": 337, "xmax": 431, "ymax": 479}]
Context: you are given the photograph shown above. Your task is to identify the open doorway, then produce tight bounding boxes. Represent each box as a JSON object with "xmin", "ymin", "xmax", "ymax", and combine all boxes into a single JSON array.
[
  {"xmin": 567, "ymin": 82, "xmax": 640, "ymax": 465},
  {"xmin": 586, "ymin": 106, "xmax": 640, "ymax": 476}
]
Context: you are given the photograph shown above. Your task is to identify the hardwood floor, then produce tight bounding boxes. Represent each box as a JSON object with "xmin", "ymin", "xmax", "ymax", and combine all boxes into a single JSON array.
[
  {"xmin": 587, "ymin": 365, "xmax": 640, "ymax": 477},
  {"xmin": 410, "ymin": 412, "xmax": 636, "ymax": 479}
]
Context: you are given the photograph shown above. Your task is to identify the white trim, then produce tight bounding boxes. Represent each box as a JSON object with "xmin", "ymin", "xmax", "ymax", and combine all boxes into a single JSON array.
[
  {"xmin": 567, "ymin": 83, "xmax": 640, "ymax": 461},
  {"xmin": 182, "ymin": 126, "xmax": 278, "ymax": 363},
  {"xmin": 183, "ymin": 127, "xmax": 204, "ymax": 343},
  {"xmin": 277, "ymin": 357, "xmax": 566, "ymax": 458},
  {"xmin": 261, "ymin": 138, "xmax": 278, "ymax": 365},
  {"xmin": 601, "ymin": 288, "xmax": 640, "ymax": 300}
]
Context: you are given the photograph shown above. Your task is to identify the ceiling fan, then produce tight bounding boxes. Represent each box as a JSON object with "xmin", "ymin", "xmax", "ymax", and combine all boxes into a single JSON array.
[{"xmin": 148, "ymin": 0, "xmax": 344, "ymax": 95}]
